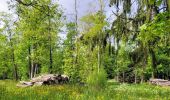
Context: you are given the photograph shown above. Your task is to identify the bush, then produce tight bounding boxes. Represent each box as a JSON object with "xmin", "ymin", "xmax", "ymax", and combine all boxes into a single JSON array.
[{"xmin": 87, "ymin": 68, "xmax": 107, "ymax": 89}]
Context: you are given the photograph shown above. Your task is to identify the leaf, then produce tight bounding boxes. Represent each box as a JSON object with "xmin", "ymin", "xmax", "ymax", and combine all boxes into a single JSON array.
[
  {"xmin": 149, "ymin": 0, "xmax": 155, "ymax": 5},
  {"xmin": 156, "ymin": 0, "xmax": 162, "ymax": 6},
  {"xmin": 140, "ymin": 24, "xmax": 147, "ymax": 30}
]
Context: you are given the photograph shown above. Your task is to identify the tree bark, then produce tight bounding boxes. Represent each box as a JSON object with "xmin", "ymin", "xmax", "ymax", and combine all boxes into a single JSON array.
[
  {"xmin": 123, "ymin": 71, "xmax": 125, "ymax": 83},
  {"xmin": 135, "ymin": 70, "xmax": 137, "ymax": 84},
  {"xmin": 98, "ymin": 44, "xmax": 100, "ymax": 73},
  {"xmin": 9, "ymin": 32, "xmax": 18, "ymax": 80},
  {"xmin": 48, "ymin": 6, "xmax": 53, "ymax": 74},
  {"xmin": 74, "ymin": 0, "xmax": 78, "ymax": 69},
  {"xmin": 31, "ymin": 61, "xmax": 34, "ymax": 79},
  {"xmin": 166, "ymin": 0, "xmax": 170, "ymax": 11},
  {"xmin": 28, "ymin": 46, "xmax": 32, "ymax": 79},
  {"xmin": 12, "ymin": 48, "xmax": 18, "ymax": 81},
  {"xmin": 49, "ymin": 43, "xmax": 53, "ymax": 73},
  {"xmin": 149, "ymin": 48, "xmax": 157, "ymax": 78}
]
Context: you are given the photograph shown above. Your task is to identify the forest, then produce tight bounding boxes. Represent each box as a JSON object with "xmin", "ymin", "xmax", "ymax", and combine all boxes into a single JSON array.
[{"xmin": 0, "ymin": 0, "xmax": 170, "ymax": 99}]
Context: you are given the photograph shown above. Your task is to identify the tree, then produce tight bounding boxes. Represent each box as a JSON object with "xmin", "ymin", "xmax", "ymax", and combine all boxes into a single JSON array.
[
  {"xmin": 11, "ymin": 0, "xmax": 62, "ymax": 79},
  {"xmin": 63, "ymin": 22, "xmax": 78, "ymax": 82},
  {"xmin": 138, "ymin": 12, "xmax": 170, "ymax": 78}
]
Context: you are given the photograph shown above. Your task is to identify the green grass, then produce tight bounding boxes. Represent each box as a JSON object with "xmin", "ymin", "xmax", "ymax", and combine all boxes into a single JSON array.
[{"xmin": 0, "ymin": 80, "xmax": 170, "ymax": 100}]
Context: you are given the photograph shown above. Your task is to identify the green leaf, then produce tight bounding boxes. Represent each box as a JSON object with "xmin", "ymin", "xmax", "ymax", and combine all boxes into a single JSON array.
[{"xmin": 156, "ymin": 0, "xmax": 162, "ymax": 6}]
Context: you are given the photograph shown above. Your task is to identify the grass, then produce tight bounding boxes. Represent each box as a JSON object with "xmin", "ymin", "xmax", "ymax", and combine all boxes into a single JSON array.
[{"xmin": 1, "ymin": 80, "xmax": 170, "ymax": 100}]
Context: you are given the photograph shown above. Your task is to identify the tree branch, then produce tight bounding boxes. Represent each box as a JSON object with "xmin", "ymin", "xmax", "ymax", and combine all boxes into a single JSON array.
[{"xmin": 112, "ymin": 11, "xmax": 135, "ymax": 21}]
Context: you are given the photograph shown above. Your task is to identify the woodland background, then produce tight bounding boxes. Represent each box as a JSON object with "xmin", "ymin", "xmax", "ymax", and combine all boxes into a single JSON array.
[{"xmin": 0, "ymin": 0, "xmax": 169, "ymax": 84}]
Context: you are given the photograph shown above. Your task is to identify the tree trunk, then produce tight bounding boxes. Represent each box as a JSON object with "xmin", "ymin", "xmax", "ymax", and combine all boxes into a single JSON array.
[
  {"xmin": 74, "ymin": 0, "xmax": 79, "ymax": 71},
  {"xmin": 12, "ymin": 49, "xmax": 18, "ymax": 81},
  {"xmin": 147, "ymin": 2, "xmax": 158, "ymax": 78},
  {"xmin": 166, "ymin": 0, "xmax": 170, "ymax": 11},
  {"xmin": 135, "ymin": 70, "xmax": 137, "ymax": 84},
  {"xmin": 75, "ymin": 0, "xmax": 78, "ymax": 29},
  {"xmin": 31, "ymin": 61, "xmax": 34, "ymax": 79},
  {"xmin": 49, "ymin": 44, "xmax": 53, "ymax": 73},
  {"xmin": 149, "ymin": 48, "xmax": 157, "ymax": 78},
  {"xmin": 123, "ymin": 71, "xmax": 125, "ymax": 83},
  {"xmin": 98, "ymin": 44, "xmax": 100, "ymax": 73},
  {"xmin": 28, "ymin": 46, "xmax": 32, "ymax": 79},
  {"xmin": 48, "ymin": 6, "xmax": 53, "ymax": 74},
  {"xmin": 116, "ymin": 73, "xmax": 119, "ymax": 82},
  {"xmin": 141, "ymin": 73, "xmax": 144, "ymax": 84},
  {"xmin": 34, "ymin": 63, "xmax": 38, "ymax": 77},
  {"xmin": 30, "ymin": 44, "xmax": 36, "ymax": 79}
]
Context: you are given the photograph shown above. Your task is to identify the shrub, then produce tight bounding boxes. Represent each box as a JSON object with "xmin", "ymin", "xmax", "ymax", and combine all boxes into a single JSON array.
[{"xmin": 87, "ymin": 68, "xmax": 107, "ymax": 89}]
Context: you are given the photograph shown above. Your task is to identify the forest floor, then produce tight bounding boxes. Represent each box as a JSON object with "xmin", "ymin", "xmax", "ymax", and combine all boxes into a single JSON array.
[{"xmin": 0, "ymin": 80, "xmax": 170, "ymax": 100}]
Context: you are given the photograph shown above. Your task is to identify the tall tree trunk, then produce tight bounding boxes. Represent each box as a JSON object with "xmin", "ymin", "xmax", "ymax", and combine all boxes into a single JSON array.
[
  {"xmin": 49, "ymin": 42, "xmax": 53, "ymax": 73},
  {"xmin": 30, "ymin": 45, "xmax": 36, "ymax": 79},
  {"xmin": 31, "ymin": 61, "xmax": 34, "ymax": 79},
  {"xmin": 116, "ymin": 73, "xmax": 119, "ymax": 82},
  {"xmin": 48, "ymin": 6, "xmax": 53, "ymax": 73},
  {"xmin": 115, "ymin": 37, "xmax": 120, "ymax": 81},
  {"xmin": 99, "ymin": 0, "xmax": 104, "ymax": 12},
  {"xmin": 146, "ymin": 1, "xmax": 159, "ymax": 79},
  {"xmin": 34, "ymin": 63, "xmax": 38, "ymax": 77},
  {"xmin": 74, "ymin": 0, "xmax": 78, "ymax": 68},
  {"xmin": 123, "ymin": 71, "xmax": 125, "ymax": 83},
  {"xmin": 149, "ymin": 48, "xmax": 157, "ymax": 78},
  {"xmin": 141, "ymin": 46, "xmax": 147, "ymax": 83},
  {"xmin": 166, "ymin": 0, "xmax": 170, "ymax": 11},
  {"xmin": 28, "ymin": 46, "xmax": 32, "ymax": 79},
  {"xmin": 97, "ymin": 0, "xmax": 104, "ymax": 73},
  {"xmin": 75, "ymin": 0, "xmax": 78, "ymax": 30},
  {"xmin": 135, "ymin": 70, "xmax": 137, "ymax": 84},
  {"xmin": 9, "ymin": 32, "xmax": 18, "ymax": 80},
  {"xmin": 12, "ymin": 48, "xmax": 18, "ymax": 81},
  {"xmin": 98, "ymin": 44, "xmax": 100, "ymax": 73},
  {"xmin": 109, "ymin": 34, "xmax": 112, "ymax": 55},
  {"xmin": 141, "ymin": 66, "xmax": 144, "ymax": 83}
]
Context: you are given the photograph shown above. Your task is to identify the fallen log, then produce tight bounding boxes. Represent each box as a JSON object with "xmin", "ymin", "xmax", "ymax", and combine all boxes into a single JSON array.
[
  {"xmin": 31, "ymin": 74, "xmax": 58, "ymax": 82},
  {"xmin": 17, "ymin": 81, "xmax": 34, "ymax": 87},
  {"xmin": 149, "ymin": 78, "xmax": 170, "ymax": 86},
  {"xmin": 33, "ymin": 82, "xmax": 44, "ymax": 86},
  {"xmin": 17, "ymin": 74, "xmax": 69, "ymax": 87}
]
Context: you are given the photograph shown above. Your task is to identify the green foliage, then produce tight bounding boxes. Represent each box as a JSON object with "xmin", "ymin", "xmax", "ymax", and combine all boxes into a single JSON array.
[
  {"xmin": 80, "ymin": 12, "xmax": 107, "ymax": 41},
  {"xmin": 138, "ymin": 12, "xmax": 170, "ymax": 46},
  {"xmin": 117, "ymin": 43, "xmax": 131, "ymax": 73},
  {"xmin": 0, "ymin": 0, "xmax": 63, "ymax": 80},
  {"xmin": 103, "ymin": 54, "xmax": 116, "ymax": 78},
  {"xmin": 1, "ymin": 80, "xmax": 170, "ymax": 99},
  {"xmin": 87, "ymin": 68, "xmax": 107, "ymax": 89},
  {"xmin": 63, "ymin": 22, "xmax": 79, "ymax": 82},
  {"xmin": 0, "ymin": 0, "xmax": 169, "ymax": 87},
  {"xmin": 138, "ymin": 12, "xmax": 170, "ymax": 78}
]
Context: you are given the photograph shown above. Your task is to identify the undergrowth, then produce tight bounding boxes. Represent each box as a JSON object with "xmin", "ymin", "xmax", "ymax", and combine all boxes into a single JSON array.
[{"xmin": 0, "ymin": 80, "xmax": 170, "ymax": 100}]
